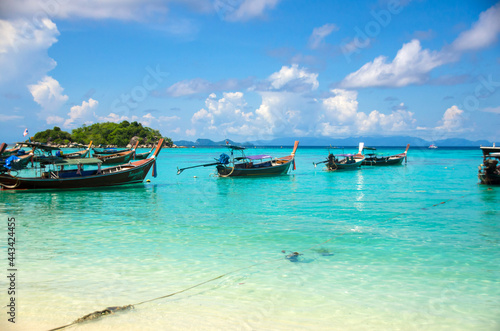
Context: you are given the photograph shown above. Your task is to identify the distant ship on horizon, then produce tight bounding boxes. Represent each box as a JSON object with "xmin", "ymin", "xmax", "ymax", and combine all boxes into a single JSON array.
[{"xmin": 429, "ymin": 144, "xmax": 438, "ymax": 149}]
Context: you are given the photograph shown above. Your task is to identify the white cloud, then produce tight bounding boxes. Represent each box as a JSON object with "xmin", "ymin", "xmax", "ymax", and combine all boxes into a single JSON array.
[
  {"xmin": 322, "ymin": 89, "xmax": 359, "ymax": 123},
  {"xmin": 28, "ymin": 76, "xmax": 68, "ymax": 112},
  {"xmin": 482, "ymin": 106, "xmax": 500, "ymax": 114},
  {"xmin": 319, "ymin": 89, "xmax": 416, "ymax": 136},
  {"xmin": 0, "ymin": 18, "xmax": 59, "ymax": 87},
  {"xmin": 309, "ymin": 23, "xmax": 338, "ymax": 49},
  {"xmin": 46, "ymin": 115, "xmax": 64, "ymax": 125},
  {"xmin": 64, "ymin": 98, "xmax": 99, "ymax": 128},
  {"xmin": 340, "ymin": 3, "xmax": 500, "ymax": 89},
  {"xmin": 452, "ymin": 3, "xmax": 500, "ymax": 52},
  {"xmin": 0, "ymin": 0, "xmax": 169, "ymax": 21},
  {"xmin": 191, "ymin": 92, "xmax": 254, "ymax": 134},
  {"xmin": 166, "ymin": 78, "xmax": 212, "ymax": 97},
  {"xmin": 163, "ymin": 78, "xmax": 249, "ymax": 97},
  {"xmin": 340, "ymin": 39, "xmax": 445, "ymax": 88},
  {"xmin": 435, "ymin": 105, "xmax": 465, "ymax": 132},
  {"xmin": 268, "ymin": 64, "xmax": 319, "ymax": 91},
  {"xmin": 224, "ymin": 0, "xmax": 281, "ymax": 22},
  {"xmin": 0, "ymin": 114, "xmax": 23, "ymax": 121},
  {"xmin": 97, "ymin": 112, "xmax": 138, "ymax": 124}
]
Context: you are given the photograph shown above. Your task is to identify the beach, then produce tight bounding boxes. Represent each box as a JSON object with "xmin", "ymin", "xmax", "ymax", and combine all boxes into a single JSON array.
[{"xmin": 1, "ymin": 146, "xmax": 499, "ymax": 330}]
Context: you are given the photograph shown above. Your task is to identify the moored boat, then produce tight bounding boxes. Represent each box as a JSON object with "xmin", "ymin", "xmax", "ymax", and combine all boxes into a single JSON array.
[
  {"xmin": 177, "ymin": 141, "xmax": 299, "ymax": 177},
  {"xmin": 314, "ymin": 143, "xmax": 365, "ymax": 171},
  {"xmin": 96, "ymin": 141, "xmax": 139, "ymax": 165},
  {"xmin": 134, "ymin": 145, "xmax": 155, "ymax": 160},
  {"xmin": 0, "ymin": 139, "xmax": 164, "ymax": 190},
  {"xmin": 92, "ymin": 147, "xmax": 132, "ymax": 155},
  {"xmin": 0, "ymin": 143, "xmax": 34, "ymax": 171},
  {"xmin": 478, "ymin": 145, "xmax": 500, "ymax": 185},
  {"xmin": 362, "ymin": 144, "xmax": 409, "ymax": 166}
]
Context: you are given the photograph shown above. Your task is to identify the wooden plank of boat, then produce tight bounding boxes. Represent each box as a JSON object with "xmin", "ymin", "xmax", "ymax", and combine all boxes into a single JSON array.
[
  {"xmin": 92, "ymin": 147, "xmax": 131, "ymax": 155},
  {"xmin": 61, "ymin": 141, "xmax": 92, "ymax": 159},
  {"xmin": 96, "ymin": 141, "xmax": 139, "ymax": 165},
  {"xmin": 134, "ymin": 146, "xmax": 155, "ymax": 160},
  {"xmin": 0, "ymin": 139, "xmax": 164, "ymax": 190}
]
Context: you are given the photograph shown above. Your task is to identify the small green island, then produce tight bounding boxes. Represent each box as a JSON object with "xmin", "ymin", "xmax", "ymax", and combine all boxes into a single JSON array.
[{"xmin": 32, "ymin": 121, "xmax": 173, "ymax": 147}]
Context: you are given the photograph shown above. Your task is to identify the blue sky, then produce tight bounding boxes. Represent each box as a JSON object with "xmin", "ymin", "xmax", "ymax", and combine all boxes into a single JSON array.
[{"xmin": 1, "ymin": 0, "xmax": 499, "ymax": 143}]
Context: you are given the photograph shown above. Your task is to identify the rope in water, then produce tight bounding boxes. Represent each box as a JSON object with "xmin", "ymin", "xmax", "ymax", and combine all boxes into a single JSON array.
[{"xmin": 46, "ymin": 194, "xmax": 468, "ymax": 331}]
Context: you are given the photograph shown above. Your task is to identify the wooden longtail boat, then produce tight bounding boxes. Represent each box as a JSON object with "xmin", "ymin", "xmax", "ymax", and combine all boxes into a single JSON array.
[
  {"xmin": 92, "ymin": 147, "xmax": 131, "ymax": 155},
  {"xmin": 61, "ymin": 141, "xmax": 93, "ymax": 159},
  {"xmin": 134, "ymin": 146, "xmax": 155, "ymax": 160},
  {"xmin": 177, "ymin": 141, "xmax": 299, "ymax": 177},
  {"xmin": 0, "ymin": 143, "xmax": 34, "ymax": 171},
  {"xmin": 478, "ymin": 145, "xmax": 500, "ymax": 185},
  {"xmin": 20, "ymin": 141, "xmax": 91, "ymax": 163},
  {"xmin": 96, "ymin": 141, "xmax": 139, "ymax": 165},
  {"xmin": 361, "ymin": 144, "xmax": 409, "ymax": 166},
  {"xmin": 0, "ymin": 139, "xmax": 164, "ymax": 190},
  {"xmin": 314, "ymin": 143, "xmax": 365, "ymax": 171}
]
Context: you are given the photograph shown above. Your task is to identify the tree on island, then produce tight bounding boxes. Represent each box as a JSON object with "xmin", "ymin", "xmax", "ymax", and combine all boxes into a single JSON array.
[{"xmin": 32, "ymin": 121, "xmax": 172, "ymax": 147}]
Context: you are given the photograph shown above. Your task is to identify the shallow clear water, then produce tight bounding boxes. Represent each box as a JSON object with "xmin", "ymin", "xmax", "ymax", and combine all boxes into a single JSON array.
[{"xmin": 1, "ymin": 146, "xmax": 499, "ymax": 330}]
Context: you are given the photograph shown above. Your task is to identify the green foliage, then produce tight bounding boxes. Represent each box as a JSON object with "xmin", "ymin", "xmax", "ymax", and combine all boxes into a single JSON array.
[
  {"xmin": 33, "ymin": 122, "xmax": 172, "ymax": 147},
  {"xmin": 33, "ymin": 127, "xmax": 72, "ymax": 145}
]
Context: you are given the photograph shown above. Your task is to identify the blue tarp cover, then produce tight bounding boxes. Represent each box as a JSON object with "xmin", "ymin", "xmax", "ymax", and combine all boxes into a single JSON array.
[{"xmin": 4, "ymin": 155, "xmax": 19, "ymax": 169}]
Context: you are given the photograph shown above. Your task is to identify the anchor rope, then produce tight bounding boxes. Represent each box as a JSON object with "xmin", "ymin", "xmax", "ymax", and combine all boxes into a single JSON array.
[{"xmin": 46, "ymin": 194, "xmax": 469, "ymax": 331}]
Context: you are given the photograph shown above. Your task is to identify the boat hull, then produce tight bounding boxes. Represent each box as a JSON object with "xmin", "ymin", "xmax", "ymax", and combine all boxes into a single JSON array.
[
  {"xmin": 479, "ymin": 173, "xmax": 500, "ymax": 185},
  {"xmin": 97, "ymin": 151, "xmax": 134, "ymax": 165},
  {"xmin": 327, "ymin": 159, "xmax": 363, "ymax": 171},
  {"xmin": 216, "ymin": 157, "xmax": 293, "ymax": 177},
  {"xmin": 0, "ymin": 159, "xmax": 154, "ymax": 190},
  {"xmin": 361, "ymin": 155, "xmax": 405, "ymax": 166}
]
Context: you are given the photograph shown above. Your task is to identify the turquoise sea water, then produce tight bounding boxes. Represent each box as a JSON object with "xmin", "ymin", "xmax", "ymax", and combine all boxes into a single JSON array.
[{"xmin": 1, "ymin": 146, "xmax": 499, "ymax": 331}]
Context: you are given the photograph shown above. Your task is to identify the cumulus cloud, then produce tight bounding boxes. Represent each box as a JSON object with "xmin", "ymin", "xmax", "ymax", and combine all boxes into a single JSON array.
[
  {"xmin": 64, "ymin": 98, "xmax": 98, "ymax": 128},
  {"xmin": 189, "ymin": 86, "xmax": 419, "ymax": 141},
  {"xmin": 95, "ymin": 112, "xmax": 179, "ymax": 128},
  {"xmin": 319, "ymin": 89, "xmax": 416, "ymax": 136},
  {"xmin": 0, "ymin": 18, "xmax": 59, "ymax": 87},
  {"xmin": 340, "ymin": 39, "xmax": 445, "ymax": 88},
  {"xmin": 435, "ymin": 105, "xmax": 465, "ymax": 132},
  {"xmin": 451, "ymin": 3, "xmax": 500, "ymax": 52},
  {"xmin": 268, "ymin": 64, "xmax": 319, "ymax": 92},
  {"xmin": 340, "ymin": 3, "xmax": 500, "ymax": 89},
  {"xmin": 28, "ymin": 76, "xmax": 69, "ymax": 112},
  {"xmin": 322, "ymin": 89, "xmax": 359, "ymax": 123},
  {"xmin": 191, "ymin": 92, "xmax": 254, "ymax": 134},
  {"xmin": 190, "ymin": 90, "xmax": 311, "ymax": 140},
  {"xmin": 308, "ymin": 23, "xmax": 338, "ymax": 49}
]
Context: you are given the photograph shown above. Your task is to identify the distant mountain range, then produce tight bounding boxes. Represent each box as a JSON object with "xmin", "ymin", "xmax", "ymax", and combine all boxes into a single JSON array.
[{"xmin": 174, "ymin": 136, "xmax": 493, "ymax": 147}]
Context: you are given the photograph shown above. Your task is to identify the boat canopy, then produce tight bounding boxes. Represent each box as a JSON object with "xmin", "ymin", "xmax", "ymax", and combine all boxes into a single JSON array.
[
  {"xmin": 224, "ymin": 144, "xmax": 246, "ymax": 150},
  {"xmin": 246, "ymin": 154, "xmax": 273, "ymax": 160}
]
